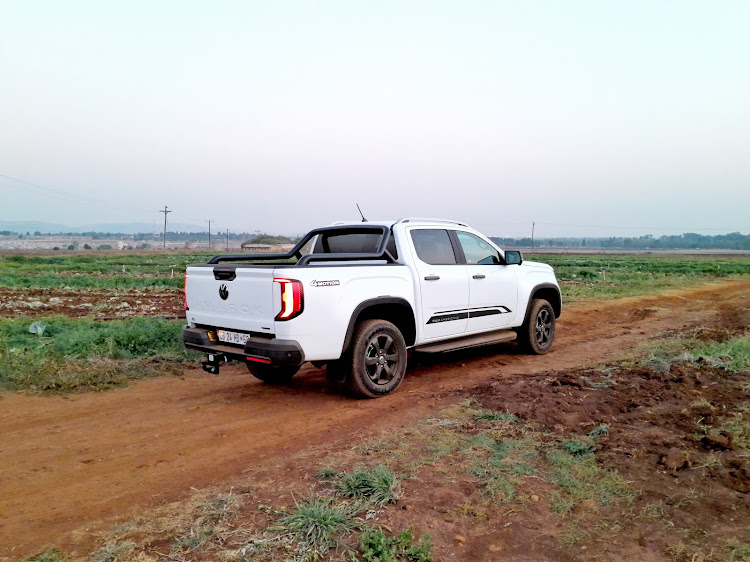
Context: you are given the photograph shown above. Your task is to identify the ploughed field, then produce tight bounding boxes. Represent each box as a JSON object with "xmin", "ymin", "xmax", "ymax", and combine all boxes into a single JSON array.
[
  {"xmin": 0, "ymin": 251, "xmax": 749, "ymax": 561},
  {"xmin": 0, "ymin": 253, "xmax": 205, "ymax": 318}
]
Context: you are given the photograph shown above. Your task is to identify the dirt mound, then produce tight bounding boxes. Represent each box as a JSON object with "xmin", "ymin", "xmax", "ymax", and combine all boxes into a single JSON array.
[{"xmin": 471, "ymin": 363, "xmax": 750, "ymax": 557}]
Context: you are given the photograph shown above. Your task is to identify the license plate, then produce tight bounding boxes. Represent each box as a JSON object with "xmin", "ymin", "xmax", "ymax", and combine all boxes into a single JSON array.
[{"xmin": 217, "ymin": 330, "xmax": 250, "ymax": 345}]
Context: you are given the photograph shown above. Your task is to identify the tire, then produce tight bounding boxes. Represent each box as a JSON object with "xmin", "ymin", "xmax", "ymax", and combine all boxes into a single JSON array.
[
  {"xmin": 246, "ymin": 363, "xmax": 300, "ymax": 384},
  {"xmin": 345, "ymin": 319, "xmax": 407, "ymax": 398},
  {"xmin": 519, "ymin": 298, "xmax": 556, "ymax": 355}
]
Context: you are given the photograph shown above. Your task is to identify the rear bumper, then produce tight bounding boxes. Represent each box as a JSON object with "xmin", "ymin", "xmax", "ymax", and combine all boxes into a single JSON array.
[{"xmin": 183, "ymin": 327, "xmax": 305, "ymax": 367}]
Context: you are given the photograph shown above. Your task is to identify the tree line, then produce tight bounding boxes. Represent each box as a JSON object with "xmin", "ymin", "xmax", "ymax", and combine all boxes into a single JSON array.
[
  {"xmin": 491, "ymin": 232, "xmax": 750, "ymax": 250},
  {"xmin": 3, "ymin": 230, "xmax": 748, "ymax": 249}
]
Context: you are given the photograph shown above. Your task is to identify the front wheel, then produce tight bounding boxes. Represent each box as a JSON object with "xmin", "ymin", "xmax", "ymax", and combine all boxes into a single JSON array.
[
  {"xmin": 345, "ymin": 319, "xmax": 407, "ymax": 398},
  {"xmin": 519, "ymin": 298, "xmax": 556, "ymax": 354},
  {"xmin": 246, "ymin": 363, "xmax": 300, "ymax": 384}
]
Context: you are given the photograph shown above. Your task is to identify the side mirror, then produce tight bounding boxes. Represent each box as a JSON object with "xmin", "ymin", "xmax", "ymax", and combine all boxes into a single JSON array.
[{"xmin": 504, "ymin": 250, "xmax": 523, "ymax": 265}]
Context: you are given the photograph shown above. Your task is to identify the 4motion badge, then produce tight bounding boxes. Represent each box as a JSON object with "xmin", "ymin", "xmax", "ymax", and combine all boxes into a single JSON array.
[{"xmin": 311, "ymin": 280, "xmax": 340, "ymax": 287}]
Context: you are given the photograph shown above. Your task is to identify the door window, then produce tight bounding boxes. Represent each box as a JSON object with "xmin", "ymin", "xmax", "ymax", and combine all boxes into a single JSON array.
[
  {"xmin": 456, "ymin": 231, "xmax": 500, "ymax": 265},
  {"xmin": 410, "ymin": 229, "xmax": 458, "ymax": 265}
]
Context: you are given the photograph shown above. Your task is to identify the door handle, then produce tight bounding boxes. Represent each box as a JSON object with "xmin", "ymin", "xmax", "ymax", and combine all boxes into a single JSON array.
[
  {"xmin": 472, "ymin": 274, "xmax": 486, "ymax": 279},
  {"xmin": 424, "ymin": 275, "xmax": 440, "ymax": 281}
]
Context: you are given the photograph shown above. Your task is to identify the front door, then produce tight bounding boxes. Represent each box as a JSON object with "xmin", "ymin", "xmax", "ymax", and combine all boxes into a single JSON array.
[
  {"xmin": 408, "ymin": 228, "xmax": 469, "ymax": 340},
  {"xmin": 454, "ymin": 230, "xmax": 517, "ymax": 332}
]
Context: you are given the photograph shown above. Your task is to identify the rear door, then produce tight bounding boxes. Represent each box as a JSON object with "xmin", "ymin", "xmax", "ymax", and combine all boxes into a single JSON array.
[
  {"xmin": 454, "ymin": 230, "xmax": 517, "ymax": 332},
  {"xmin": 408, "ymin": 228, "xmax": 469, "ymax": 340},
  {"xmin": 185, "ymin": 265, "xmax": 276, "ymax": 336}
]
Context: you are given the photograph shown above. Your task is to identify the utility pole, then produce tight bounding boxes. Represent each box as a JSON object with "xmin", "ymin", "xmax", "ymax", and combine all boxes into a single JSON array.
[
  {"xmin": 226, "ymin": 229, "xmax": 229, "ymax": 251},
  {"xmin": 531, "ymin": 222, "xmax": 535, "ymax": 250},
  {"xmin": 159, "ymin": 206, "xmax": 171, "ymax": 249},
  {"xmin": 206, "ymin": 219, "xmax": 213, "ymax": 250}
]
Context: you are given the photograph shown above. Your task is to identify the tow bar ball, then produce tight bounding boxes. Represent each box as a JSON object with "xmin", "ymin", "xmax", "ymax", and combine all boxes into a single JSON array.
[{"xmin": 202, "ymin": 353, "xmax": 225, "ymax": 375}]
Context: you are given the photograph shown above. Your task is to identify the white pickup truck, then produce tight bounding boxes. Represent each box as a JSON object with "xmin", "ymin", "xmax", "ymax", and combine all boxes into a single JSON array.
[{"xmin": 183, "ymin": 218, "xmax": 561, "ymax": 397}]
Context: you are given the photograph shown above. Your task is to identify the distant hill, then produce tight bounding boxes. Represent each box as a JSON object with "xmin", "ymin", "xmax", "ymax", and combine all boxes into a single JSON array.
[{"xmin": 0, "ymin": 220, "xmax": 204, "ymax": 234}]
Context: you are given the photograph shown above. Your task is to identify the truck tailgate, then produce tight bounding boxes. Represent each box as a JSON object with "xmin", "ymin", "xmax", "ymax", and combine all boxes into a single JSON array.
[{"xmin": 185, "ymin": 265, "xmax": 276, "ymax": 335}]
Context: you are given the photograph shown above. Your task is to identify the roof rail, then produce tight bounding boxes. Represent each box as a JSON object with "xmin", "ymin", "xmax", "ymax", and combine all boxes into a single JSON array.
[{"xmin": 395, "ymin": 218, "xmax": 468, "ymax": 227}]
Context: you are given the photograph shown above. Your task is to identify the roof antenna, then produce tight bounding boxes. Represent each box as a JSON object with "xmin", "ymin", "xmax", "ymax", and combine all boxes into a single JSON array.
[{"xmin": 356, "ymin": 204, "xmax": 368, "ymax": 222}]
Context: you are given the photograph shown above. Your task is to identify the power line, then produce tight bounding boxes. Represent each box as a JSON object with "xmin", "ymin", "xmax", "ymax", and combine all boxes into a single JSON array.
[
  {"xmin": 0, "ymin": 171, "xmax": 218, "ymax": 230},
  {"xmin": 0, "ymin": 171, "xmax": 155, "ymax": 214}
]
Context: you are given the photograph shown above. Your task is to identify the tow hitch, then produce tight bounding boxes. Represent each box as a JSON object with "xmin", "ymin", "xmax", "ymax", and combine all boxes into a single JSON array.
[{"xmin": 201, "ymin": 353, "xmax": 226, "ymax": 375}]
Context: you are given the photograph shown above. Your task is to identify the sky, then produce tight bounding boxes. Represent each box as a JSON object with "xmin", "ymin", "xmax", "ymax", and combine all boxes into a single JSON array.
[{"xmin": 1, "ymin": 1, "xmax": 748, "ymax": 238}]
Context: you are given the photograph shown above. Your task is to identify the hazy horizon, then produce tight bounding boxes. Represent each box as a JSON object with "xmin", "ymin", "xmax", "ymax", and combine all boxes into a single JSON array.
[{"xmin": 1, "ymin": 1, "xmax": 748, "ymax": 239}]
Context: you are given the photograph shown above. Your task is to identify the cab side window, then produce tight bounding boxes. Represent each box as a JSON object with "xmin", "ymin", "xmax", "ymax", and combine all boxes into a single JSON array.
[
  {"xmin": 456, "ymin": 231, "xmax": 500, "ymax": 265},
  {"xmin": 410, "ymin": 229, "xmax": 458, "ymax": 265}
]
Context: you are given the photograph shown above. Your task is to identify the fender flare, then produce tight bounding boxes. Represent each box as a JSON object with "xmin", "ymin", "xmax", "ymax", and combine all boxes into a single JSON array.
[
  {"xmin": 522, "ymin": 283, "xmax": 562, "ymax": 324},
  {"xmin": 341, "ymin": 297, "xmax": 416, "ymax": 354}
]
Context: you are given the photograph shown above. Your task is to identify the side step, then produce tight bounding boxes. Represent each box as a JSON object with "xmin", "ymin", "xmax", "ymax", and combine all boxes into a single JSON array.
[{"xmin": 414, "ymin": 329, "xmax": 517, "ymax": 354}]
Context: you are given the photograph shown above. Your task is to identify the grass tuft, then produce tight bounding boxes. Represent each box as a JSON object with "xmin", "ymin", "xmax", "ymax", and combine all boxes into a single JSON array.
[
  {"xmin": 728, "ymin": 541, "xmax": 750, "ymax": 562},
  {"xmin": 359, "ymin": 527, "xmax": 433, "ymax": 562},
  {"xmin": 334, "ymin": 466, "xmax": 402, "ymax": 507},
  {"xmin": 90, "ymin": 541, "xmax": 136, "ymax": 562},
  {"xmin": 24, "ymin": 549, "xmax": 68, "ymax": 562},
  {"xmin": 475, "ymin": 411, "xmax": 518, "ymax": 423},
  {"xmin": 640, "ymin": 333, "xmax": 750, "ymax": 373},
  {"xmin": 317, "ymin": 467, "xmax": 339, "ymax": 480},
  {"xmin": 693, "ymin": 336, "xmax": 750, "ymax": 372},
  {"xmin": 278, "ymin": 494, "xmax": 358, "ymax": 557}
]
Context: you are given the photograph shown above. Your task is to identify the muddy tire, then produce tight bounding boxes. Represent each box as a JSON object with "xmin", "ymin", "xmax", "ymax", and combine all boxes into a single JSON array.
[
  {"xmin": 246, "ymin": 363, "xmax": 299, "ymax": 384},
  {"xmin": 519, "ymin": 298, "xmax": 555, "ymax": 354},
  {"xmin": 345, "ymin": 319, "xmax": 407, "ymax": 398}
]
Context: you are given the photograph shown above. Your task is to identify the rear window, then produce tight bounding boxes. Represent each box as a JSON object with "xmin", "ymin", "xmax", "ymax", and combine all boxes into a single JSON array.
[{"xmin": 312, "ymin": 231, "xmax": 398, "ymax": 259}]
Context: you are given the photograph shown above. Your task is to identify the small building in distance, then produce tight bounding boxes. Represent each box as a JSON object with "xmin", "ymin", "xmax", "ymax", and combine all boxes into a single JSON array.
[
  {"xmin": 241, "ymin": 243, "xmax": 273, "ymax": 252},
  {"xmin": 240, "ymin": 242, "xmax": 297, "ymax": 253}
]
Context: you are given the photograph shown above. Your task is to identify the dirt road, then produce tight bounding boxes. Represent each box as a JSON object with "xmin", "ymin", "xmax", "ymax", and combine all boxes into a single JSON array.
[{"xmin": 1, "ymin": 280, "xmax": 748, "ymax": 558}]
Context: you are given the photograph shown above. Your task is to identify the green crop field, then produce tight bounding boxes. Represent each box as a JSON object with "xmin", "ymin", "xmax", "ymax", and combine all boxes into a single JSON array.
[
  {"xmin": 1, "ymin": 252, "xmax": 748, "ymax": 296},
  {"xmin": 0, "ymin": 253, "xmax": 214, "ymax": 289},
  {"xmin": 0, "ymin": 251, "xmax": 748, "ymax": 394},
  {"xmin": 0, "ymin": 316, "xmax": 199, "ymax": 393},
  {"xmin": 534, "ymin": 254, "xmax": 750, "ymax": 302}
]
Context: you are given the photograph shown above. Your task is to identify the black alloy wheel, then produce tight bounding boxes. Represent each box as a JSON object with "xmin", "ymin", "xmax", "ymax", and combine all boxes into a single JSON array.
[
  {"xmin": 535, "ymin": 307, "xmax": 553, "ymax": 348},
  {"xmin": 346, "ymin": 319, "xmax": 408, "ymax": 398},
  {"xmin": 363, "ymin": 332, "xmax": 401, "ymax": 386},
  {"xmin": 519, "ymin": 298, "xmax": 555, "ymax": 355}
]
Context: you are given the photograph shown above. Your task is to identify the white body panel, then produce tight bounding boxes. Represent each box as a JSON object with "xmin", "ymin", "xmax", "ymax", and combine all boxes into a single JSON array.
[
  {"xmin": 185, "ymin": 267, "xmax": 276, "ymax": 335},
  {"xmin": 185, "ymin": 219, "xmax": 560, "ymax": 364},
  {"xmin": 271, "ymin": 265, "xmax": 414, "ymax": 361}
]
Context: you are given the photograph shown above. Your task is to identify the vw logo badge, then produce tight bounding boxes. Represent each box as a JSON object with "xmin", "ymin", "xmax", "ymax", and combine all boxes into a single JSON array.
[{"xmin": 219, "ymin": 283, "xmax": 229, "ymax": 300}]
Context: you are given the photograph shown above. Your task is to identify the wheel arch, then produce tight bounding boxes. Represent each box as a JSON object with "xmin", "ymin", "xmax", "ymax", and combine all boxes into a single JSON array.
[
  {"xmin": 342, "ymin": 298, "xmax": 416, "ymax": 353},
  {"xmin": 522, "ymin": 283, "xmax": 562, "ymax": 324}
]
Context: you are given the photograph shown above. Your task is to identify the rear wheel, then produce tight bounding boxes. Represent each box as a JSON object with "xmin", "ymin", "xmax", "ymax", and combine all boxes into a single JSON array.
[
  {"xmin": 246, "ymin": 363, "xmax": 300, "ymax": 384},
  {"xmin": 345, "ymin": 319, "xmax": 407, "ymax": 398},
  {"xmin": 519, "ymin": 298, "xmax": 555, "ymax": 354}
]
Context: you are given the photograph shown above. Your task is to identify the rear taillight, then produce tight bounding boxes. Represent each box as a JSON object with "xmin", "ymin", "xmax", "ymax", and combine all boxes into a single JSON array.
[
  {"xmin": 274, "ymin": 278, "xmax": 304, "ymax": 320},
  {"xmin": 184, "ymin": 274, "xmax": 189, "ymax": 310}
]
